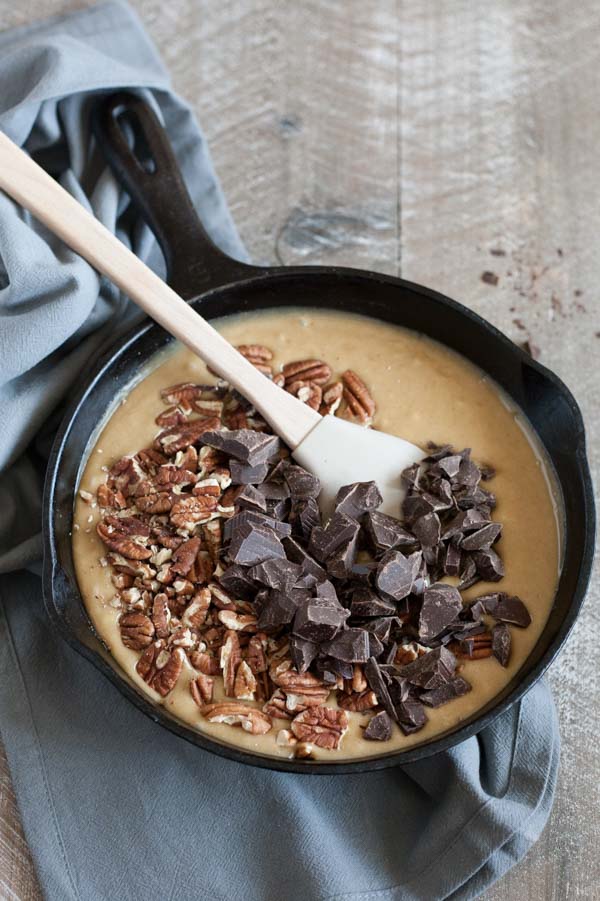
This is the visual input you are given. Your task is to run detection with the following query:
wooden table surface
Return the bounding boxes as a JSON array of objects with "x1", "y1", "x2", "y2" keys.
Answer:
[{"x1": 0, "y1": 2, "x2": 598, "y2": 898}]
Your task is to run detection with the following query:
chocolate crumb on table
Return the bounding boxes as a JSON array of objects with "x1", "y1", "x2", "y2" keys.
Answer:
[
  {"x1": 93, "y1": 346, "x2": 531, "y2": 757},
  {"x1": 481, "y1": 271, "x2": 499, "y2": 286}
]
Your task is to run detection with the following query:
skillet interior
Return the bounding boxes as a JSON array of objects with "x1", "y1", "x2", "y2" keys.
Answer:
[{"x1": 43, "y1": 266, "x2": 595, "y2": 774}]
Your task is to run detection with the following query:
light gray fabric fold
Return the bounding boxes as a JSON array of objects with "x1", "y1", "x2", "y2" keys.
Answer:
[{"x1": 0, "y1": 3, "x2": 559, "y2": 899}]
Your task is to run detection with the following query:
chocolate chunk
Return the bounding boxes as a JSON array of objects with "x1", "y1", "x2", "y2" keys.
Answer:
[
  {"x1": 318, "y1": 656, "x2": 354, "y2": 680},
  {"x1": 455, "y1": 486, "x2": 496, "y2": 511},
  {"x1": 444, "y1": 541, "x2": 462, "y2": 577},
  {"x1": 363, "y1": 511, "x2": 415, "y2": 553},
  {"x1": 257, "y1": 587, "x2": 309, "y2": 630},
  {"x1": 322, "y1": 628, "x2": 370, "y2": 663},
  {"x1": 256, "y1": 480, "x2": 290, "y2": 519},
  {"x1": 395, "y1": 698, "x2": 427, "y2": 734},
  {"x1": 412, "y1": 511, "x2": 441, "y2": 548},
  {"x1": 402, "y1": 493, "x2": 437, "y2": 523},
  {"x1": 442, "y1": 508, "x2": 490, "y2": 539},
  {"x1": 282, "y1": 463, "x2": 321, "y2": 499},
  {"x1": 289, "y1": 497, "x2": 321, "y2": 542},
  {"x1": 249, "y1": 557, "x2": 302, "y2": 591},
  {"x1": 435, "y1": 454, "x2": 462, "y2": 479},
  {"x1": 492, "y1": 622, "x2": 511, "y2": 666},
  {"x1": 468, "y1": 592, "x2": 501, "y2": 619},
  {"x1": 457, "y1": 555, "x2": 479, "y2": 590},
  {"x1": 283, "y1": 537, "x2": 327, "y2": 581},
  {"x1": 308, "y1": 513, "x2": 360, "y2": 563},
  {"x1": 420, "y1": 676, "x2": 471, "y2": 707},
  {"x1": 224, "y1": 509, "x2": 291, "y2": 542},
  {"x1": 228, "y1": 521, "x2": 285, "y2": 567},
  {"x1": 218, "y1": 563, "x2": 257, "y2": 600},
  {"x1": 290, "y1": 636, "x2": 319, "y2": 673},
  {"x1": 376, "y1": 549, "x2": 420, "y2": 602},
  {"x1": 229, "y1": 460, "x2": 269, "y2": 485},
  {"x1": 460, "y1": 522, "x2": 502, "y2": 551},
  {"x1": 424, "y1": 442, "x2": 454, "y2": 462},
  {"x1": 479, "y1": 464, "x2": 496, "y2": 482},
  {"x1": 452, "y1": 456, "x2": 481, "y2": 491},
  {"x1": 315, "y1": 579, "x2": 340, "y2": 603},
  {"x1": 399, "y1": 646, "x2": 457, "y2": 690},
  {"x1": 364, "y1": 617, "x2": 397, "y2": 644},
  {"x1": 202, "y1": 429, "x2": 280, "y2": 465},
  {"x1": 364, "y1": 710, "x2": 393, "y2": 741},
  {"x1": 334, "y1": 481, "x2": 382, "y2": 518},
  {"x1": 326, "y1": 531, "x2": 359, "y2": 579},
  {"x1": 494, "y1": 594, "x2": 531, "y2": 627},
  {"x1": 418, "y1": 583, "x2": 463, "y2": 641},
  {"x1": 235, "y1": 484, "x2": 268, "y2": 513},
  {"x1": 364, "y1": 657, "x2": 396, "y2": 719},
  {"x1": 293, "y1": 598, "x2": 349, "y2": 642},
  {"x1": 350, "y1": 588, "x2": 396, "y2": 618},
  {"x1": 401, "y1": 462, "x2": 420, "y2": 489},
  {"x1": 366, "y1": 632, "x2": 385, "y2": 659},
  {"x1": 472, "y1": 548, "x2": 505, "y2": 582},
  {"x1": 481, "y1": 270, "x2": 499, "y2": 286}
]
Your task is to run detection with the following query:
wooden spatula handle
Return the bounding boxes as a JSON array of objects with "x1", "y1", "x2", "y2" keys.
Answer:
[{"x1": 0, "y1": 130, "x2": 321, "y2": 448}]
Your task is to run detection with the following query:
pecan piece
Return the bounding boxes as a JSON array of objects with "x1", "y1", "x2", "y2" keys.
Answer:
[
  {"x1": 221, "y1": 630, "x2": 242, "y2": 696},
  {"x1": 291, "y1": 707, "x2": 349, "y2": 750},
  {"x1": 263, "y1": 690, "x2": 292, "y2": 720},
  {"x1": 190, "y1": 673, "x2": 214, "y2": 706},
  {"x1": 151, "y1": 593, "x2": 171, "y2": 639},
  {"x1": 155, "y1": 416, "x2": 221, "y2": 455},
  {"x1": 282, "y1": 359, "x2": 332, "y2": 386},
  {"x1": 152, "y1": 647, "x2": 185, "y2": 696},
  {"x1": 286, "y1": 380, "x2": 323, "y2": 410},
  {"x1": 119, "y1": 611, "x2": 155, "y2": 650},
  {"x1": 233, "y1": 660, "x2": 258, "y2": 700},
  {"x1": 218, "y1": 610, "x2": 258, "y2": 632},
  {"x1": 236, "y1": 344, "x2": 273, "y2": 376},
  {"x1": 203, "y1": 520, "x2": 223, "y2": 563},
  {"x1": 189, "y1": 650, "x2": 221, "y2": 675},
  {"x1": 201, "y1": 702, "x2": 272, "y2": 734},
  {"x1": 160, "y1": 382, "x2": 205, "y2": 406},
  {"x1": 341, "y1": 370, "x2": 376, "y2": 424},
  {"x1": 338, "y1": 690, "x2": 378, "y2": 712},
  {"x1": 136, "y1": 640, "x2": 164, "y2": 686},
  {"x1": 270, "y1": 666, "x2": 327, "y2": 693},
  {"x1": 170, "y1": 495, "x2": 218, "y2": 529},
  {"x1": 182, "y1": 587, "x2": 211, "y2": 629},
  {"x1": 450, "y1": 632, "x2": 494, "y2": 660},
  {"x1": 155, "y1": 406, "x2": 187, "y2": 428},
  {"x1": 97, "y1": 521, "x2": 152, "y2": 560},
  {"x1": 170, "y1": 537, "x2": 202, "y2": 577},
  {"x1": 97, "y1": 484, "x2": 126, "y2": 509},
  {"x1": 320, "y1": 381, "x2": 343, "y2": 416},
  {"x1": 246, "y1": 633, "x2": 269, "y2": 674},
  {"x1": 135, "y1": 491, "x2": 174, "y2": 514}
]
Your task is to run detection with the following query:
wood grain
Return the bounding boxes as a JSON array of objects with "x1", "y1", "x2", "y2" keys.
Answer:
[{"x1": 0, "y1": 1, "x2": 598, "y2": 898}]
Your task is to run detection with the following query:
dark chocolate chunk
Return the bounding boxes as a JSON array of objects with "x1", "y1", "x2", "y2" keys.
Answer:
[
  {"x1": 472, "y1": 548, "x2": 505, "y2": 582},
  {"x1": 436, "y1": 454, "x2": 462, "y2": 479},
  {"x1": 402, "y1": 493, "x2": 437, "y2": 523},
  {"x1": 315, "y1": 579, "x2": 340, "y2": 603},
  {"x1": 364, "y1": 657, "x2": 396, "y2": 720},
  {"x1": 256, "y1": 480, "x2": 290, "y2": 519},
  {"x1": 289, "y1": 497, "x2": 321, "y2": 542},
  {"x1": 218, "y1": 563, "x2": 257, "y2": 600},
  {"x1": 293, "y1": 598, "x2": 349, "y2": 642},
  {"x1": 420, "y1": 676, "x2": 471, "y2": 707},
  {"x1": 363, "y1": 511, "x2": 415, "y2": 553},
  {"x1": 444, "y1": 541, "x2": 462, "y2": 577},
  {"x1": 418, "y1": 583, "x2": 463, "y2": 642},
  {"x1": 468, "y1": 592, "x2": 500, "y2": 619},
  {"x1": 452, "y1": 456, "x2": 481, "y2": 491},
  {"x1": 461, "y1": 522, "x2": 502, "y2": 551},
  {"x1": 202, "y1": 429, "x2": 280, "y2": 465},
  {"x1": 424, "y1": 442, "x2": 454, "y2": 462},
  {"x1": 249, "y1": 557, "x2": 302, "y2": 591},
  {"x1": 290, "y1": 636, "x2": 319, "y2": 673},
  {"x1": 492, "y1": 622, "x2": 511, "y2": 666},
  {"x1": 283, "y1": 537, "x2": 328, "y2": 582},
  {"x1": 375, "y1": 549, "x2": 420, "y2": 602},
  {"x1": 479, "y1": 464, "x2": 496, "y2": 481},
  {"x1": 395, "y1": 698, "x2": 427, "y2": 735},
  {"x1": 224, "y1": 509, "x2": 291, "y2": 542},
  {"x1": 229, "y1": 460, "x2": 269, "y2": 485},
  {"x1": 364, "y1": 710, "x2": 393, "y2": 741},
  {"x1": 481, "y1": 270, "x2": 499, "y2": 286},
  {"x1": 442, "y1": 508, "x2": 490, "y2": 539},
  {"x1": 366, "y1": 632, "x2": 385, "y2": 659},
  {"x1": 455, "y1": 486, "x2": 496, "y2": 511},
  {"x1": 457, "y1": 555, "x2": 480, "y2": 590},
  {"x1": 318, "y1": 656, "x2": 355, "y2": 680},
  {"x1": 401, "y1": 462, "x2": 420, "y2": 489},
  {"x1": 322, "y1": 628, "x2": 370, "y2": 663},
  {"x1": 364, "y1": 617, "x2": 397, "y2": 644},
  {"x1": 308, "y1": 513, "x2": 360, "y2": 563},
  {"x1": 350, "y1": 587, "x2": 396, "y2": 618},
  {"x1": 399, "y1": 646, "x2": 457, "y2": 690},
  {"x1": 412, "y1": 511, "x2": 441, "y2": 548},
  {"x1": 228, "y1": 521, "x2": 285, "y2": 567},
  {"x1": 326, "y1": 531, "x2": 359, "y2": 579},
  {"x1": 235, "y1": 484, "x2": 268, "y2": 513},
  {"x1": 334, "y1": 481, "x2": 382, "y2": 519},
  {"x1": 494, "y1": 594, "x2": 531, "y2": 627},
  {"x1": 282, "y1": 463, "x2": 321, "y2": 498},
  {"x1": 257, "y1": 588, "x2": 308, "y2": 630}
]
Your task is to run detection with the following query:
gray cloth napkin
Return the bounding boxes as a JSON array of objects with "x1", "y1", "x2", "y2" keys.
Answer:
[{"x1": 0, "y1": 3, "x2": 559, "y2": 899}]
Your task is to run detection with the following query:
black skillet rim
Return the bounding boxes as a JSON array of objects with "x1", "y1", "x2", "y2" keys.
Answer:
[{"x1": 42, "y1": 266, "x2": 596, "y2": 775}]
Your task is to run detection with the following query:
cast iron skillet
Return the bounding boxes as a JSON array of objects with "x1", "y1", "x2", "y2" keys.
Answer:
[{"x1": 42, "y1": 93, "x2": 595, "y2": 774}]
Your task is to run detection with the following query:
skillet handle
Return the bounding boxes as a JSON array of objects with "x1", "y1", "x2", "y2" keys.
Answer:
[{"x1": 92, "y1": 92, "x2": 253, "y2": 298}]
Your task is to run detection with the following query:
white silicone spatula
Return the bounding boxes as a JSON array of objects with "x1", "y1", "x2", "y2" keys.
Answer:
[{"x1": 0, "y1": 131, "x2": 424, "y2": 515}]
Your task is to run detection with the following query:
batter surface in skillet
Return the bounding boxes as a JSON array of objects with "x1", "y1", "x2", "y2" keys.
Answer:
[{"x1": 72, "y1": 309, "x2": 561, "y2": 761}]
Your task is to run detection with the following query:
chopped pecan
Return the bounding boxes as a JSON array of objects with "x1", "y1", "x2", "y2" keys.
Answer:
[
  {"x1": 192, "y1": 478, "x2": 222, "y2": 499},
  {"x1": 208, "y1": 582, "x2": 236, "y2": 610},
  {"x1": 338, "y1": 690, "x2": 378, "y2": 712},
  {"x1": 171, "y1": 537, "x2": 202, "y2": 577},
  {"x1": 246, "y1": 633, "x2": 269, "y2": 674},
  {"x1": 263, "y1": 689, "x2": 292, "y2": 719},
  {"x1": 320, "y1": 381, "x2": 344, "y2": 416},
  {"x1": 203, "y1": 520, "x2": 223, "y2": 562},
  {"x1": 182, "y1": 587, "x2": 211, "y2": 629},
  {"x1": 200, "y1": 702, "x2": 272, "y2": 735},
  {"x1": 217, "y1": 610, "x2": 258, "y2": 632},
  {"x1": 190, "y1": 549, "x2": 214, "y2": 583},
  {"x1": 119, "y1": 611, "x2": 155, "y2": 650},
  {"x1": 135, "y1": 491, "x2": 174, "y2": 514},
  {"x1": 270, "y1": 666, "x2": 326, "y2": 693},
  {"x1": 160, "y1": 382, "x2": 205, "y2": 407},
  {"x1": 136, "y1": 640, "x2": 164, "y2": 686},
  {"x1": 190, "y1": 673, "x2": 214, "y2": 706},
  {"x1": 283, "y1": 687, "x2": 330, "y2": 714},
  {"x1": 136, "y1": 447, "x2": 169, "y2": 471},
  {"x1": 170, "y1": 495, "x2": 218, "y2": 529},
  {"x1": 286, "y1": 380, "x2": 323, "y2": 410},
  {"x1": 97, "y1": 484, "x2": 126, "y2": 509},
  {"x1": 341, "y1": 370, "x2": 376, "y2": 424},
  {"x1": 107, "y1": 456, "x2": 143, "y2": 493},
  {"x1": 276, "y1": 729, "x2": 297, "y2": 747},
  {"x1": 155, "y1": 416, "x2": 221, "y2": 455},
  {"x1": 450, "y1": 632, "x2": 494, "y2": 660},
  {"x1": 282, "y1": 359, "x2": 332, "y2": 386},
  {"x1": 111, "y1": 571, "x2": 134, "y2": 590},
  {"x1": 174, "y1": 446, "x2": 198, "y2": 472},
  {"x1": 394, "y1": 642, "x2": 428, "y2": 666},
  {"x1": 97, "y1": 521, "x2": 152, "y2": 560},
  {"x1": 156, "y1": 465, "x2": 197, "y2": 487},
  {"x1": 294, "y1": 741, "x2": 316, "y2": 760},
  {"x1": 152, "y1": 647, "x2": 185, "y2": 696},
  {"x1": 151, "y1": 593, "x2": 171, "y2": 638},
  {"x1": 226, "y1": 409, "x2": 249, "y2": 430},
  {"x1": 234, "y1": 660, "x2": 257, "y2": 700},
  {"x1": 351, "y1": 664, "x2": 367, "y2": 694},
  {"x1": 236, "y1": 344, "x2": 273, "y2": 376},
  {"x1": 197, "y1": 446, "x2": 228, "y2": 478},
  {"x1": 189, "y1": 650, "x2": 220, "y2": 675},
  {"x1": 273, "y1": 373, "x2": 285, "y2": 389},
  {"x1": 291, "y1": 707, "x2": 349, "y2": 750},
  {"x1": 155, "y1": 406, "x2": 187, "y2": 428},
  {"x1": 221, "y1": 630, "x2": 242, "y2": 696},
  {"x1": 168, "y1": 626, "x2": 196, "y2": 649}
]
